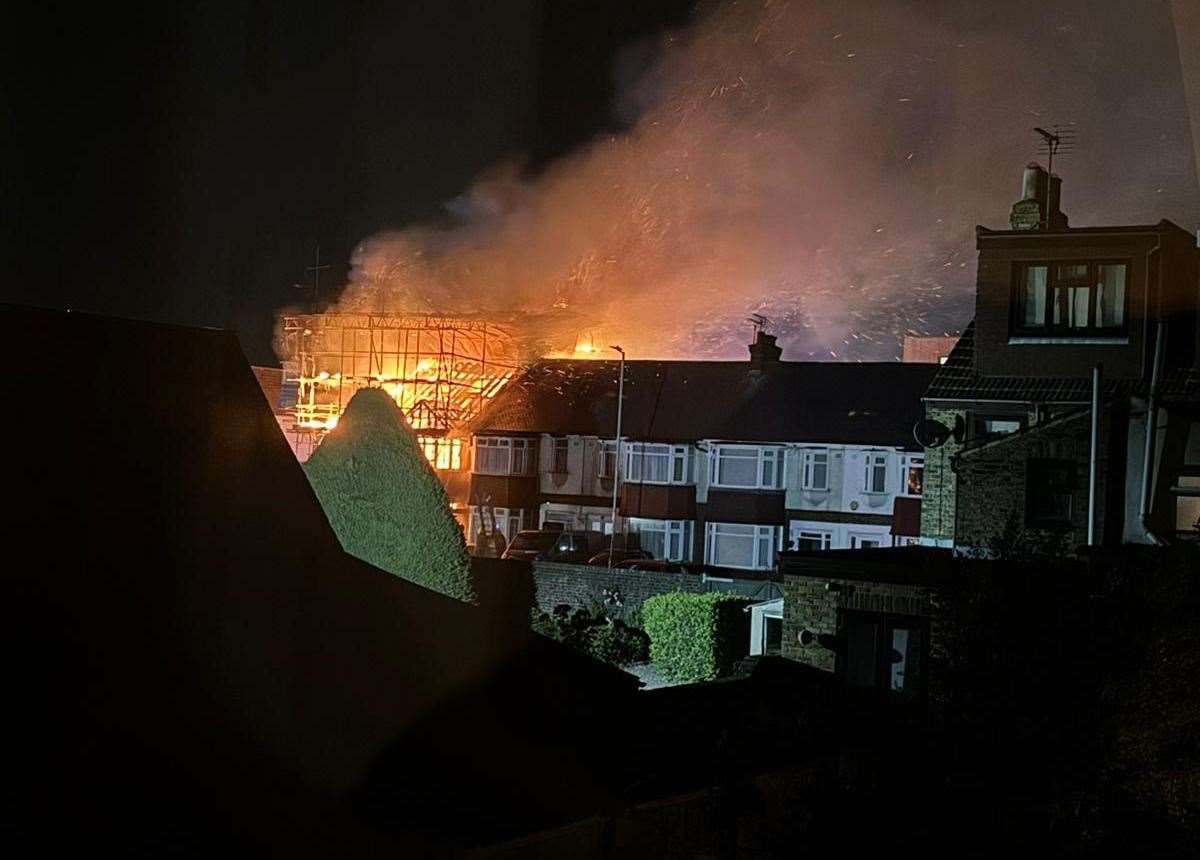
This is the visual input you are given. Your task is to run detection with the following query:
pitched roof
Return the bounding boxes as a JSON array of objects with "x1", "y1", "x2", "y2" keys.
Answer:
[
  {"x1": 467, "y1": 358, "x2": 938, "y2": 449},
  {"x1": 925, "y1": 322, "x2": 1200, "y2": 404}
]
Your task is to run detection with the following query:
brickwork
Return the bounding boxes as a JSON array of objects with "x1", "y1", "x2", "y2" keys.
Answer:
[
  {"x1": 531, "y1": 562, "x2": 706, "y2": 618},
  {"x1": 919, "y1": 406, "x2": 967, "y2": 543},
  {"x1": 953, "y1": 408, "x2": 1110, "y2": 553},
  {"x1": 782, "y1": 575, "x2": 939, "y2": 672}
]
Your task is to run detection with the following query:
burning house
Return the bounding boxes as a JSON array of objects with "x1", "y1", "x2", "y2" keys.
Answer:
[{"x1": 275, "y1": 313, "x2": 523, "y2": 511}]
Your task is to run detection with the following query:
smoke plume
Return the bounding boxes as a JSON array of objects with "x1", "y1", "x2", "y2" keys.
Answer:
[{"x1": 329, "y1": 0, "x2": 1199, "y2": 360}]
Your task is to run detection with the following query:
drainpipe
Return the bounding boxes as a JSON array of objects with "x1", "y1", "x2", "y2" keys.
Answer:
[
  {"x1": 1138, "y1": 322, "x2": 1166, "y2": 545},
  {"x1": 1088, "y1": 364, "x2": 1102, "y2": 546}
]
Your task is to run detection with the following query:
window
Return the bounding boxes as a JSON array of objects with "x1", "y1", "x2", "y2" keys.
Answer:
[
  {"x1": 800, "y1": 449, "x2": 830, "y2": 491},
  {"x1": 472, "y1": 436, "x2": 535, "y2": 477},
  {"x1": 791, "y1": 529, "x2": 832, "y2": 551},
  {"x1": 972, "y1": 414, "x2": 1024, "y2": 440},
  {"x1": 863, "y1": 452, "x2": 888, "y2": 494},
  {"x1": 598, "y1": 441, "x2": 617, "y2": 479},
  {"x1": 849, "y1": 534, "x2": 884, "y2": 549},
  {"x1": 474, "y1": 437, "x2": 510, "y2": 474},
  {"x1": 473, "y1": 436, "x2": 534, "y2": 475},
  {"x1": 1026, "y1": 458, "x2": 1076, "y2": 527},
  {"x1": 1013, "y1": 261, "x2": 1128, "y2": 335},
  {"x1": 418, "y1": 436, "x2": 462, "y2": 470},
  {"x1": 628, "y1": 518, "x2": 692, "y2": 561},
  {"x1": 709, "y1": 445, "x2": 785, "y2": 490},
  {"x1": 842, "y1": 611, "x2": 926, "y2": 698},
  {"x1": 704, "y1": 522, "x2": 781, "y2": 570},
  {"x1": 624, "y1": 443, "x2": 692, "y2": 484},
  {"x1": 468, "y1": 506, "x2": 524, "y2": 544},
  {"x1": 904, "y1": 460, "x2": 923, "y2": 496},
  {"x1": 551, "y1": 437, "x2": 569, "y2": 474}
]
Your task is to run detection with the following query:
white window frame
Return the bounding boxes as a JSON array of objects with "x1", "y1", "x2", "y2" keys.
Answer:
[
  {"x1": 622, "y1": 442, "x2": 692, "y2": 485},
  {"x1": 468, "y1": 506, "x2": 524, "y2": 544},
  {"x1": 598, "y1": 440, "x2": 617, "y2": 479},
  {"x1": 628, "y1": 518, "x2": 693, "y2": 561},
  {"x1": 791, "y1": 528, "x2": 833, "y2": 552},
  {"x1": 708, "y1": 444, "x2": 786, "y2": 490},
  {"x1": 901, "y1": 457, "x2": 924, "y2": 497},
  {"x1": 551, "y1": 436, "x2": 569, "y2": 474},
  {"x1": 863, "y1": 451, "x2": 889, "y2": 494},
  {"x1": 704, "y1": 522, "x2": 781, "y2": 570},
  {"x1": 473, "y1": 436, "x2": 534, "y2": 476},
  {"x1": 800, "y1": 448, "x2": 830, "y2": 491}
]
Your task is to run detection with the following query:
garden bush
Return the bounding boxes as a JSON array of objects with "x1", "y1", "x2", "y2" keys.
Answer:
[
  {"x1": 642, "y1": 591, "x2": 752, "y2": 683},
  {"x1": 530, "y1": 605, "x2": 649, "y2": 667},
  {"x1": 303, "y1": 388, "x2": 474, "y2": 602}
]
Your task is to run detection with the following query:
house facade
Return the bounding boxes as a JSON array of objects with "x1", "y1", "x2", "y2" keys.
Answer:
[
  {"x1": 464, "y1": 333, "x2": 937, "y2": 572},
  {"x1": 920, "y1": 164, "x2": 1200, "y2": 553}
]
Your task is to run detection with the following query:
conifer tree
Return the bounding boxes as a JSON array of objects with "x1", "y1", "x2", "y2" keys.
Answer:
[{"x1": 303, "y1": 388, "x2": 474, "y2": 602}]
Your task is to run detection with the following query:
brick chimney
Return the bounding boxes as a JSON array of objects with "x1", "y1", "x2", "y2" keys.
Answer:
[
  {"x1": 1009, "y1": 162, "x2": 1069, "y2": 231},
  {"x1": 748, "y1": 330, "x2": 782, "y2": 369}
]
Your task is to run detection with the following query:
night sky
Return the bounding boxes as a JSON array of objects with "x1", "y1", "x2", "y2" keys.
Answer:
[
  {"x1": 4, "y1": 2, "x2": 1197, "y2": 363},
  {"x1": 4, "y1": 1, "x2": 693, "y2": 363}
]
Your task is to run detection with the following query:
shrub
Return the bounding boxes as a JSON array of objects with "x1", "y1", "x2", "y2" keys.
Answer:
[
  {"x1": 303, "y1": 388, "x2": 473, "y2": 602},
  {"x1": 642, "y1": 591, "x2": 752, "y2": 684},
  {"x1": 530, "y1": 605, "x2": 649, "y2": 667}
]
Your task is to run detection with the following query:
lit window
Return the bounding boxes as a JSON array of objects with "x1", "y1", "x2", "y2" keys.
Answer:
[
  {"x1": 801, "y1": 449, "x2": 830, "y2": 491},
  {"x1": 709, "y1": 445, "x2": 785, "y2": 490},
  {"x1": 704, "y1": 522, "x2": 780, "y2": 570},
  {"x1": 904, "y1": 459, "x2": 923, "y2": 496},
  {"x1": 418, "y1": 436, "x2": 462, "y2": 470},
  {"x1": 863, "y1": 452, "x2": 889, "y2": 494},
  {"x1": 1014, "y1": 261, "x2": 1127, "y2": 335}
]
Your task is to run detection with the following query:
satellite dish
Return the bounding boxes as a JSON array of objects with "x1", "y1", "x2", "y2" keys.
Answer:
[
  {"x1": 913, "y1": 414, "x2": 968, "y2": 448},
  {"x1": 913, "y1": 418, "x2": 951, "y2": 448}
]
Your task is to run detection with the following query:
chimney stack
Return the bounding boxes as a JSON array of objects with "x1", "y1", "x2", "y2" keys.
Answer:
[
  {"x1": 1009, "y1": 162, "x2": 1069, "y2": 231},
  {"x1": 748, "y1": 330, "x2": 782, "y2": 370}
]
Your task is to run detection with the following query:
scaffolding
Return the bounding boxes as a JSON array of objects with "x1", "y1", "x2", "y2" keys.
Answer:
[{"x1": 279, "y1": 313, "x2": 522, "y2": 454}]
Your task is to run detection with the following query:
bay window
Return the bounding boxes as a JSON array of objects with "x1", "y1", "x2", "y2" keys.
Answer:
[
  {"x1": 628, "y1": 518, "x2": 692, "y2": 561},
  {"x1": 704, "y1": 522, "x2": 781, "y2": 570},
  {"x1": 800, "y1": 449, "x2": 830, "y2": 491},
  {"x1": 709, "y1": 445, "x2": 785, "y2": 490},
  {"x1": 473, "y1": 436, "x2": 535, "y2": 475},
  {"x1": 468, "y1": 506, "x2": 524, "y2": 544},
  {"x1": 903, "y1": 458, "x2": 923, "y2": 496},
  {"x1": 791, "y1": 529, "x2": 832, "y2": 551},
  {"x1": 624, "y1": 443, "x2": 692, "y2": 484}
]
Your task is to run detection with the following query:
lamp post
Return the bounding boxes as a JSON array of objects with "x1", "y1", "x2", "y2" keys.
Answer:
[{"x1": 607, "y1": 345, "x2": 625, "y2": 570}]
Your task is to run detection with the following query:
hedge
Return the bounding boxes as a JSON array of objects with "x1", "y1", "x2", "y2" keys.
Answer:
[
  {"x1": 642, "y1": 591, "x2": 752, "y2": 684},
  {"x1": 304, "y1": 388, "x2": 474, "y2": 602}
]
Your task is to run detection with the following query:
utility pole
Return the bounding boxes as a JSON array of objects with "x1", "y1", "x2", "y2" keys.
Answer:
[{"x1": 607, "y1": 345, "x2": 626, "y2": 571}]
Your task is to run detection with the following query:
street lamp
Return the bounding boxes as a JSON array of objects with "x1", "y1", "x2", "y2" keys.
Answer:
[{"x1": 607, "y1": 345, "x2": 626, "y2": 570}]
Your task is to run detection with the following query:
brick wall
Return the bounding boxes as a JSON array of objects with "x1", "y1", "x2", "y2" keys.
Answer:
[
  {"x1": 531, "y1": 562, "x2": 707, "y2": 618},
  {"x1": 953, "y1": 408, "x2": 1110, "y2": 553},
  {"x1": 782, "y1": 575, "x2": 940, "y2": 672},
  {"x1": 920, "y1": 406, "x2": 966, "y2": 543}
]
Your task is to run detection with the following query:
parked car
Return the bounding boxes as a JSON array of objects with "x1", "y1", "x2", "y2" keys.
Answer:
[
  {"x1": 613, "y1": 558, "x2": 687, "y2": 573},
  {"x1": 501, "y1": 529, "x2": 607, "y2": 563},
  {"x1": 586, "y1": 548, "x2": 652, "y2": 567}
]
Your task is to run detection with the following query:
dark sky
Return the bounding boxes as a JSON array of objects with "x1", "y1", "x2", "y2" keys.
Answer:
[{"x1": 3, "y1": 1, "x2": 694, "y2": 363}]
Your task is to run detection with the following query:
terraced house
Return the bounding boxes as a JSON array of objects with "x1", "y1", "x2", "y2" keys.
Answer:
[
  {"x1": 463, "y1": 331, "x2": 937, "y2": 572},
  {"x1": 919, "y1": 164, "x2": 1200, "y2": 553}
]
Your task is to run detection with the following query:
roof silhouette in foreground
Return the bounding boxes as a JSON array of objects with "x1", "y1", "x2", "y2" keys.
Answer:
[{"x1": 5, "y1": 305, "x2": 638, "y2": 854}]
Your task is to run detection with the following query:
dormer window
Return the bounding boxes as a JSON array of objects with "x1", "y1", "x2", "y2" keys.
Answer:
[{"x1": 1013, "y1": 261, "x2": 1128, "y2": 336}]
